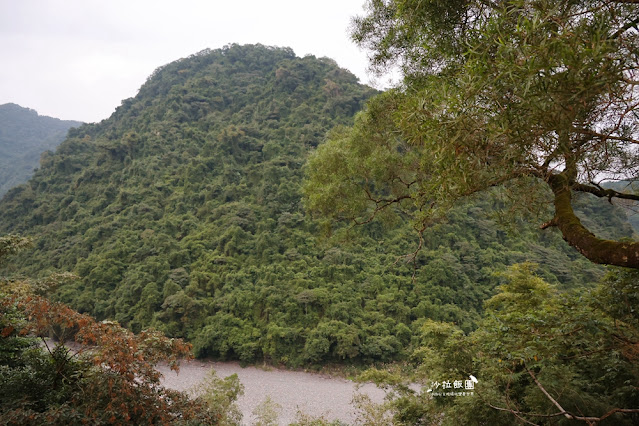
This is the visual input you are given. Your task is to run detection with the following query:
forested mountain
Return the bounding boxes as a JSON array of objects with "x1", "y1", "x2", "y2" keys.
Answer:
[
  {"x1": 0, "y1": 103, "x2": 82, "y2": 197},
  {"x1": 0, "y1": 44, "x2": 634, "y2": 366}
]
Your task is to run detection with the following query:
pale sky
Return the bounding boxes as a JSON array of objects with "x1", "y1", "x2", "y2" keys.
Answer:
[{"x1": 0, "y1": 0, "x2": 387, "y2": 123}]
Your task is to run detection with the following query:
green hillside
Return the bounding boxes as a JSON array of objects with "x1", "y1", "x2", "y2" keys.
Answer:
[
  {"x1": 0, "y1": 44, "x2": 633, "y2": 366},
  {"x1": 0, "y1": 103, "x2": 82, "y2": 197}
]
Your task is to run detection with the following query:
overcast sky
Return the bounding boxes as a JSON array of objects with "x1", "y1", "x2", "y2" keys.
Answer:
[{"x1": 0, "y1": 0, "x2": 387, "y2": 123}]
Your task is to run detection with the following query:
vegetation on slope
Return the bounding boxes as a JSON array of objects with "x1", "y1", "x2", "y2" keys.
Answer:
[
  {"x1": 0, "y1": 235, "x2": 243, "y2": 425},
  {"x1": 354, "y1": 265, "x2": 639, "y2": 425},
  {"x1": 0, "y1": 44, "x2": 633, "y2": 368}
]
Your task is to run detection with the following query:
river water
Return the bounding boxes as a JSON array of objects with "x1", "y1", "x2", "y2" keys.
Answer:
[{"x1": 158, "y1": 359, "x2": 388, "y2": 425}]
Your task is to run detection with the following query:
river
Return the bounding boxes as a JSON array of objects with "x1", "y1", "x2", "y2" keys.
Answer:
[{"x1": 158, "y1": 359, "x2": 389, "y2": 425}]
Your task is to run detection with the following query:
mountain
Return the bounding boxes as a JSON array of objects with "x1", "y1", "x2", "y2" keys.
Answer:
[
  {"x1": 0, "y1": 44, "x2": 633, "y2": 366},
  {"x1": 0, "y1": 103, "x2": 82, "y2": 197}
]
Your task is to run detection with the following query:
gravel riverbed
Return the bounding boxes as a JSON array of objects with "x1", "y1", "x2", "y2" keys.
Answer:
[{"x1": 158, "y1": 360, "x2": 388, "y2": 425}]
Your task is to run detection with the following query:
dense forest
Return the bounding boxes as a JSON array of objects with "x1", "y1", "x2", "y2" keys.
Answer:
[
  {"x1": 0, "y1": 44, "x2": 634, "y2": 371},
  {"x1": 0, "y1": 103, "x2": 82, "y2": 197},
  {"x1": 3, "y1": 0, "x2": 639, "y2": 421},
  {"x1": 305, "y1": 0, "x2": 639, "y2": 423}
]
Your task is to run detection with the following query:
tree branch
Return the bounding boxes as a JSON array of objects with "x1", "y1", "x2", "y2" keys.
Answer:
[
  {"x1": 522, "y1": 366, "x2": 639, "y2": 423},
  {"x1": 598, "y1": 408, "x2": 639, "y2": 421},
  {"x1": 489, "y1": 403, "x2": 639, "y2": 423},
  {"x1": 546, "y1": 172, "x2": 639, "y2": 268},
  {"x1": 526, "y1": 367, "x2": 572, "y2": 419},
  {"x1": 355, "y1": 187, "x2": 412, "y2": 225},
  {"x1": 489, "y1": 404, "x2": 566, "y2": 420},
  {"x1": 572, "y1": 128, "x2": 639, "y2": 145},
  {"x1": 572, "y1": 182, "x2": 639, "y2": 202},
  {"x1": 393, "y1": 224, "x2": 427, "y2": 282},
  {"x1": 611, "y1": 14, "x2": 639, "y2": 39}
]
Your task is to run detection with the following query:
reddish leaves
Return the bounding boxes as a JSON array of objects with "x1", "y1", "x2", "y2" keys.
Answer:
[{"x1": 0, "y1": 293, "x2": 212, "y2": 424}]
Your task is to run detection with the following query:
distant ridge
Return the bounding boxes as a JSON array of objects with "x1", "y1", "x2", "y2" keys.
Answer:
[{"x1": 0, "y1": 103, "x2": 82, "y2": 196}]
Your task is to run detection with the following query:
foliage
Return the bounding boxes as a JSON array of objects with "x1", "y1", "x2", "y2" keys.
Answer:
[
  {"x1": 0, "y1": 235, "x2": 33, "y2": 264},
  {"x1": 0, "y1": 103, "x2": 81, "y2": 197},
  {"x1": 0, "y1": 237, "x2": 230, "y2": 425},
  {"x1": 290, "y1": 410, "x2": 347, "y2": 426},
  {"x1": 252, "y1": 395, "x2": 282, "y2": 426},
  {"x1": 352, "y1": 392, "x2": 395, "y2": 425},
  {"x1": 307, "y1": 0, "x2": 639, "y2": 267},
  {"x1": 356, "y1": 264, "x2": 639, "y2": 425},
  {"x1": 0, "y1": 44, "x2": 633, "y2": 367},
  {"x1": 189, "y1": 368, "x2": 244, "y2": 425}
]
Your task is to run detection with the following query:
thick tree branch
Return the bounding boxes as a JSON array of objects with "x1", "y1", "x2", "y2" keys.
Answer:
[
  {"x1": 546, "y1": 173, "x2": 639, "y2": 268},
  {"x1": 540, "y1": 218, "x2": 558, "y2": 230},
  {"x1": 572, "y1": 128, "x2": 639, "y2": 145},
  {"x1": 610, "y1": 14, "x2": 639, "y2": 38},
  {"x1": 572, "y1": 182, "x2": 639, "y2": 202}
]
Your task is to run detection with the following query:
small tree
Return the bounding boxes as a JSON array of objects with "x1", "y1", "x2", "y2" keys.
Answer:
[
  {"x1": 0, "y1": 235, "x2": 227, "y2": 424},
  {"x1": 355, "y1": 264, "x2": 639, "y2": 425},
  {"x1": 252, "y1": 395, "x2": 282, "y2": 426},
  {"x1": 190, "y1": 368, "x2": 244, "y2": 425}
]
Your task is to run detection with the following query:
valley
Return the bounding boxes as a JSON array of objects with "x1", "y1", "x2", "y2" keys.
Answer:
[{"x1": 2, "y1": 5, "x2": 639, "y2": 420}]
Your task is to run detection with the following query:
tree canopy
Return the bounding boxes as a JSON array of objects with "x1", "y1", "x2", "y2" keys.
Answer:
[
  {"x1": 0, "y1": 44, "x2": 634, "y2": 367},
  {"x1": 306, "y1": 0, "x2": 639, "y2": 268},
  {"x1": 355, "y1": 264, "x2": 639, "y2": 425},
  {"x1": 0, "y1": 235, "x2": 243, "y2": 424}
]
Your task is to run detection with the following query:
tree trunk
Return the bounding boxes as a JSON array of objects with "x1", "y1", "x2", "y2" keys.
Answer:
[{"x1": 548, "y1": 173, "x2": 639, "y2": 269}]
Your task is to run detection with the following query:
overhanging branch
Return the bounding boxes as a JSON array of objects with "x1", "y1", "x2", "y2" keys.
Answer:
[
  {"x1": 572, "y1": 128, "x2": 639, "y2": 145},
  {"x1": 526, "y1": 367, "x2": 572, "y2": 420},
  {"x1": 573, "y1": 182, "x2": 639, "y2": 202},
  {"x1": 546, "y1": 173, "x2": 639, "y2": 268},
  {"x1": 490, "y1": 366, "x2": 639, "y2": 423}
]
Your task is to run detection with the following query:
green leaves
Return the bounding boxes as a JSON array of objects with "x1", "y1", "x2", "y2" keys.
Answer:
[
  {"x1": 340, "y1": 1, "x2": 639, "y2": 268},
  {"x1": 0, "y1": 235, "x2": 32, "y2": 264},
  {"x1": 364, "y1": 265, "x2": 639, "y2": 424},
  {"x1": 0, "y1": 281, "x2": 225, "y2": 424},
  {"x1": 1, "y1": 41, "x2": 635, "y2": 371}
]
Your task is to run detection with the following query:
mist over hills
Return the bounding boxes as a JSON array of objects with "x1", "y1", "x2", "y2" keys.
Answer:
[
  {"x1": 0, "y1": 44, "x2": 633, "y2": 366},
  {"x1": 0, "y1": 103, "x2": 82, "y2": 197}
]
